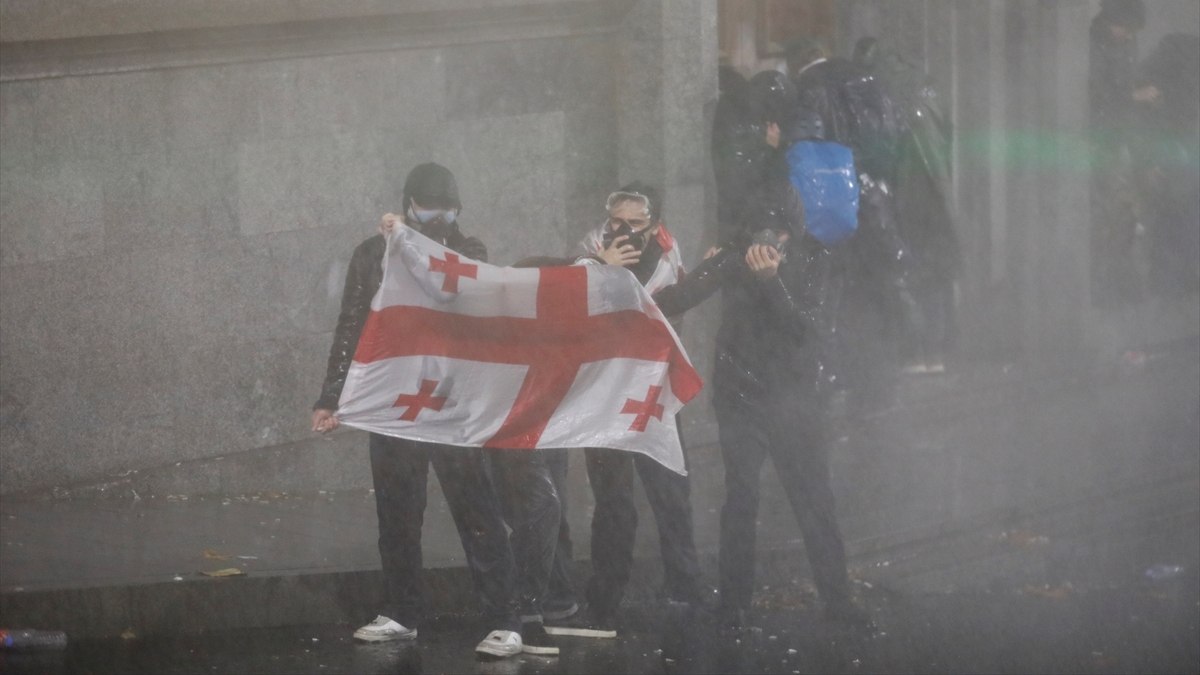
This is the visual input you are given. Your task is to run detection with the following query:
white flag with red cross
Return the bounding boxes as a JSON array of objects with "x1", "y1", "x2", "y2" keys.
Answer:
[{"x1": 334, "y1": 225, "x2": 703, "y2": 474}]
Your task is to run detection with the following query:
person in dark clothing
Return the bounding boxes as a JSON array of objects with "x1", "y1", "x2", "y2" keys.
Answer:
[
  {"x1": 785, "y1": 37, "x2": 917, "y2": 417},
  {"x1": 537, "y1": 183, "x2": 709, "y2": 640},
  {"x1": 1088, "y1": 0, "x2": 1152, "y2": 306},
  {"x1": 1132, "y1": 33, "x2": 1200, "y2": 298},
  {"x1": 312, "y1": 162, "x2": 558, "y2": 659},
  {"x1": 653, "y1": 190, "x2": 868, "y2": 631},
  {"x1": 714, "y1": 66, "x2": 773, "y2": 244},
  {"x1": 658, "y1": 89, "x2": 871, "y2": 629},
  {"x1": 853, "y1": 36, "x2": 960, "y2": 373}
]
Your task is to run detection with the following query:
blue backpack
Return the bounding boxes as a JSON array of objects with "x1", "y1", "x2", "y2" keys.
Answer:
[{"x1": 786, "y1": 140, "x2": 859, "y2": 246}]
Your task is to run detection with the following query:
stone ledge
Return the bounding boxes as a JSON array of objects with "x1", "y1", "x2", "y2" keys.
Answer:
[{"x1": 0, "y1": 0, "x2": 633, "y2": 82}]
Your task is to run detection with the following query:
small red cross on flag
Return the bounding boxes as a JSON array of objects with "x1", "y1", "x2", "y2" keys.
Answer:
[
  {"x1": 428, "y1": 252, "x2": 478, "y2": 293},
  {"x1": 336, "y1": 225, "x2": 702, "y2": 474},
  {"x1": 393, "y1": 379, "x2": 448, "y2": 421},
  {"x1": 621, "y1": 385, "x2": 665, "y2": 432}
]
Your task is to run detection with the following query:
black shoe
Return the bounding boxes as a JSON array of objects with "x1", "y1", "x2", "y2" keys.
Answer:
[
  {"x1": 520, "y1": 622, "x2": 560, "y2": 656},
  {"x1": 544, "y1": 606, "x2": 617, "y2": 639},
  {"x1": 824, "y1": 599, "x2": 874, "y2": 629}
]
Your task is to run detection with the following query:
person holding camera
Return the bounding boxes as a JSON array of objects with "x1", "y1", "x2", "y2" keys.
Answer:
[{"x1": 536, "y1": 183, "x2": 710, "y2": 640}]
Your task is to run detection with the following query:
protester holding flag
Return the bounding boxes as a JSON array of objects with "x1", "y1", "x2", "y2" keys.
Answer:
[
  {"x1": 534, "y1": 184, "x2": 710, "y2": 640},
  {"x1": 312, "y1": 162, "x2": 539, "y2": 659},
  {"x1": 351, "y1": 169, "x2": 703, "y2": 656}
]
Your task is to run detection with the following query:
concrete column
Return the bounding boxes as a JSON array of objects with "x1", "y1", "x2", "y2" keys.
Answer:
[{"x1": 615, "y1": 0, "x2": 720, "y2": 447}]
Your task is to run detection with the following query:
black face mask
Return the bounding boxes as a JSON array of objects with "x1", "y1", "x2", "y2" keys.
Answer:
[
  {"x1": 602, "y1": 222, "x2": 648, "y2": 252},
  {"x1": 629, "y1": 232, "x2": 664, "y2": 285}
]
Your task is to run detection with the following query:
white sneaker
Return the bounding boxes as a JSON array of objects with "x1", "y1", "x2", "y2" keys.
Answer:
[
  {"x1": 475, "y1": 629, "x2": 523, "y2": 659},
  {"x1": 353, "y1": 615, "x2": 417, "y2": 642}
]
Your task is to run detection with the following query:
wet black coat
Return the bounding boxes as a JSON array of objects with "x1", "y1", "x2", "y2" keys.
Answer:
[
  {"x1": 314, "y1": 227, "x2": 487, "y2": 410},
  {"x1": 1089, "y1": 17, "x2": 1140, "y2": 141},
  {"x1": 654, "y1": 232, "x2": 836, "y2": 403},
  {"x1": 712, "y1": 68, "x2": 773, "y2": 241},
  {"x1": 792, "y1": 58, "x2": 905, "y2": 182}
]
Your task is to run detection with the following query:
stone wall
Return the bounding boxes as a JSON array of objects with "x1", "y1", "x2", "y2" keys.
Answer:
[{"x1": 0, "y1": 0, "x2": 721, "y2": 495}]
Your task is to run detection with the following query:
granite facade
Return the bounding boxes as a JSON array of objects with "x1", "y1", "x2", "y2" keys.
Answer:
[{"x1": 0, "y1": 1, "x2": 719, "y2": 495}]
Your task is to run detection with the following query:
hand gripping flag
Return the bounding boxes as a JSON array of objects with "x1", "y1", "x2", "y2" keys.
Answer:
[{"x1": 335, "y1": 225, "x2": 703, "y2": 474}]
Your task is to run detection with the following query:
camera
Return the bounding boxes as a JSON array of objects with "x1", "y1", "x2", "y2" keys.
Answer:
[{"x1": 749, "y1": 229, "x2": 788, "y2": 263}]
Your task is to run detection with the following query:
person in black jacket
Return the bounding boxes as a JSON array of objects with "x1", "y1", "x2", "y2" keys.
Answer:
[
  {"x1": 853, "y1": 36, "x2": 960, "y2": 374},
  {"x1": 312, "y1": 162, "x2": 559, "y2": 659},
  {"x1": 1088, "y1": 0, "x2": 1152, "y2": 306},
  {"x1": 655, "y1": 91, "x2": 871, "y2": 627},
  {"x1": 1133, "y1": 32, "x2": 1199, "y2": 298},
  {"x1": 785, "y1": 36, "x2": 917, "y2": 418}
]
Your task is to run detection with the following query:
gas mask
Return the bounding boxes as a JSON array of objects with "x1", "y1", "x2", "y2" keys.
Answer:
[
  {"x1": 407, "y1": 206, "x2": 459, "y2": 242},
  {"x1": 601, "y1": 221, "x2": 649, "y2": 252}
]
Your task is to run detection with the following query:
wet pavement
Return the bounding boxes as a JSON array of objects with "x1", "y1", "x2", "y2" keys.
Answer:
[
  {"x1": 4, "y1": 570, "x2": 1197, "y2": 674},
  {"x1": 4, "y1": 479, "x2": 1198, "y2": 674},
  {"x1": 2, "y1": 339, "x2": 1197, "y2": 672}
]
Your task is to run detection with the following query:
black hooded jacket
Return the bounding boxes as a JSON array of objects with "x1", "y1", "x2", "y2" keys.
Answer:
[
  {"x1": 653, "y1": 177, "x2": 833, "y2": 402},
  {"x1": 314, "y1": 226, "x2": 487, "y2": 411},
  {"x1": 653, "y1": 229, "x2": 835, "y2": 402},
  {"x1": 792, "y1": 57, "x2": 905, "y2": 183}
]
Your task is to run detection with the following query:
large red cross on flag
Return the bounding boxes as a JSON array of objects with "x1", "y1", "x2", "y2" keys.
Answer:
[{"x1": 335, "y1": 225, "x2": 703, "y2": 474}]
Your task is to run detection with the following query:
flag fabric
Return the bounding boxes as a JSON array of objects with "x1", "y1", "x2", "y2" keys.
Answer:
[{"x1": 335, "y1": 225, "x2": 703, "y2": 474}]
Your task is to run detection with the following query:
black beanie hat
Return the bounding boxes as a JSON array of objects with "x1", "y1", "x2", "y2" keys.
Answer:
[{"x1": 403, "y1": 162, "x2": 462, "y2": 211}]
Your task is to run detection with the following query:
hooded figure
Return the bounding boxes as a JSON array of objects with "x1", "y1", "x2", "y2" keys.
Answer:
[
  {"x1": 1088, "y1": 0, "x2": 1148, "y2": 306},
  {"x1": 784, "y1": 37, "x2": 917, "y2": 413},
  {"x1": 854, "y1": 37, "x2": 960, "y2": 371},
  {"x1": 785, "y1": 36, "x2": 906, "y2": 184},
  {"x1": 712, "y1": 67, "x2": 776, "y2": 242},
  {"x1": 1134, "y1": 33, "x2": 1200, "y2": 297}
]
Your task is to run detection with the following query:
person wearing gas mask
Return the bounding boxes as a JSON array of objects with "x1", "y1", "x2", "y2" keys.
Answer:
[
  {"x1": 654, "y1": 81, "x2": 872, "y2": 630},
  {"x1": 313, "y1": 162, "x2": 560, "y2": 660},
  {"x1": 533, "y1": 183, "x2": 710, "y2": 640}
]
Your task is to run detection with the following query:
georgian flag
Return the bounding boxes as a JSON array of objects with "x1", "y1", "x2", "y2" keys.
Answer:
[{"x1": 335, "y1": 225, "x2": 703, "y2": 474}]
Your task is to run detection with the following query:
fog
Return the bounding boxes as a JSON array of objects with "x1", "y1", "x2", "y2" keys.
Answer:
[{"x1": 0, "y1": 1, "x2": 1197, "y2": 670}]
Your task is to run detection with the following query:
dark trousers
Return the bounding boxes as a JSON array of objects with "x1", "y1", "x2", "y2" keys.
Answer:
[
  {"x1": 544, "y1": 450, "x2": 578, "y2": 609},
  {"x1": 546, "y1": 442, "x2": 704, "y2": 617},
  {"x1": 368, "y1": 433, "x2": 516, "y2": 630},
  {"x1": 488, "y1": 449, "x2": 562, "y2": 623},
  {"x1": 713, "y1": 390, "x2": 850, "y2": 612},
  {"x1": 584, "y1": 446, "x2": 704, "y2": 616}
]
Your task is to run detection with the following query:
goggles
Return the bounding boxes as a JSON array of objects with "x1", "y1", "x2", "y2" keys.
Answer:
[{"x1": 604, "y1": 191, "x2": 651, "y2": 218}]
